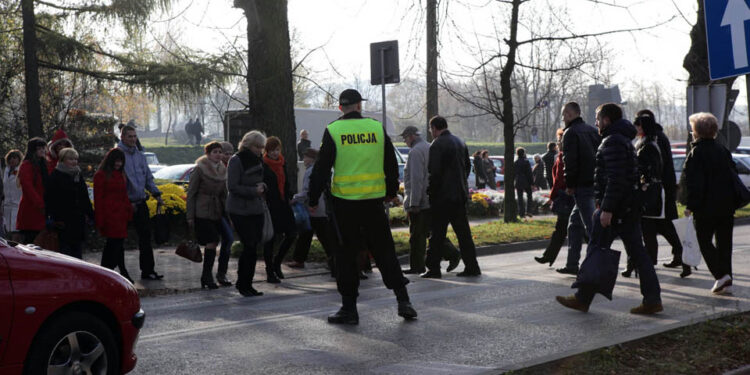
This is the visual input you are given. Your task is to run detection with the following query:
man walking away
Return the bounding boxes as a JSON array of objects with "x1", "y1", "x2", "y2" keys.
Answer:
[
  {"x1": 421, "y1": 116, "x2": 481, "y2": 278},
  {"x1": 400, "y1": 126, "x2": 461, "y2": 275},
  {"x1": 557, "y1": 102, "x2": 601, "y2": 275},
  {"x1": 556, "y1": 103, "x2": 662, "y2": 315},
  {"x1": 118, "y1": 125, "x2": 165, "y2": 280},
  {"x1": 514, "y1": 148, "x2": 534, "y2": 218},
  {"x1": 309, "y1": 89, "x2": 417, "y2": 325},
  {"x1": 542, "y1": 142, "x2": 557, "y2": 189}
]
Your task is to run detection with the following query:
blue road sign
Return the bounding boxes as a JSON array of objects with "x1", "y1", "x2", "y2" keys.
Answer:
[{"x1": 705, "y1": 0, "x2": 750, "y2": 80}]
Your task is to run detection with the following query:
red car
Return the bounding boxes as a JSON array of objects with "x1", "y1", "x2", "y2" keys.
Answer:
[{"x1": 0, "y1": 239, "x2": 144, "y2": 374}]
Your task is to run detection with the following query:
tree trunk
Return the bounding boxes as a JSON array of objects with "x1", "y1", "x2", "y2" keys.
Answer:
[
  {"x1": 426, "y1": 0, "x2": 438, "y2": 141},
  {"x1": 501, "y1": 0, "x2": 521, "y2": 222},
  {"x1": 21, "y1": 0, "x2": 43, "y2": 138},
  {"x1": 235, "y1": 0, "x2": 298, "y2": 191}
]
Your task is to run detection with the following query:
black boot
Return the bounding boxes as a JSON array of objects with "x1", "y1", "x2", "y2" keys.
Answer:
[
  {"x1": 663, "y1": 258, "x2": 682, "y2": 268},
  {"x1": 266, "y1": 267, "x2": 281, "y2": 284},
  {"x1": 621, "y1": 262, "x2": 635, "y2": 278},
  {"x1": 201, "y1": 248, "x2": 218, "y2": 289},
  {"x1": 680, "y1": 264, "x2": 692, "y2": 278}
]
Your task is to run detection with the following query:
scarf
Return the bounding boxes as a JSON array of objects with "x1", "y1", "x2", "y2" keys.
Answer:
[
  {"x1": 263, "y1": 153, "x2": 286, "y2": 199},
  {"x1": 56, "y1": 163, "x2": 82, "y2": 183}
]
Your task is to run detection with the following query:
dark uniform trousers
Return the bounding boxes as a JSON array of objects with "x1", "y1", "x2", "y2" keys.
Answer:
[
  {"x1": 426, "y1": 201, "x2": 480, "y2": 272},
  {"x1": 409, "y1": 209, "x2": 460, "y2": 272},
  {"x1": 332, "y1": 197, "x2": 408, "y2": 299},
  {"x1": 133, "y1": 201, "x2": 156, "y2": 273}
]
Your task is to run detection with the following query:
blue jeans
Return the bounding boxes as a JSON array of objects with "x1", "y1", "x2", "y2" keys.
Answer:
[
  {"x1": 575, "y1": 209, "x2": 661, "y2": 305},
  {"x1": 217, "y1": 216, "x2": 234, "y2": 277},
  {"x1": 565, "y1": 186, "x2": 596, "y2": 269}
]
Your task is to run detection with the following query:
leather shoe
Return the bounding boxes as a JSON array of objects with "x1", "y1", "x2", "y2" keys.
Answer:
[
  {"x1": 556, "y1": 295, "x2": 589, "y2": 313},
  {"x1": 420, "y1": 270, "x2": 442, "y2": 279},
  {"x1": 237, "y1": 286, "x2": 263, "y2": 297},
  {"x1": 141, "y1": 271, "x2": 164, "y2": 280},
  {"x1": 446, "y1": 256, "x2": 461, "y2": 272},
  {"x1": 663, "y1": 259, "x2": 682, "y2": 268},
  {"x1": 403, "y1": 268, "x2": 425, "y2": 275},
  {"x1": 456, "y1": 268, "x2": 481, "y2": 277},
  {"x1": 328, "y1": 308, "x2": 359, "y2": 325},
  {"x1": 534, "y1": 256, "x2": 554, "y2": 267},
  {"x1": 680, "y1": 265, "x2": 692, "y2": 278},
  {"x1": 556, "y1": 266, "x2": 578, "y2": 275},
  {"x1": 630, "y1": 303, "x2": 663, "y2": 315},
  {"x1": 397, "y1": 301, "x2": 418, "y2": 320}
]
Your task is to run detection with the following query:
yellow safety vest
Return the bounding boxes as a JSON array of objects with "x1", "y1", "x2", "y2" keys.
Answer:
[{"x1": 327, "y1": 118, "x2": 386, "y2": 200}]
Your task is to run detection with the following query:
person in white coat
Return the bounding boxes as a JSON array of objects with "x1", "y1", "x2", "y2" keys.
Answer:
[{"x1": 2, "y1": 150, "x2": 23, "y2": 238}]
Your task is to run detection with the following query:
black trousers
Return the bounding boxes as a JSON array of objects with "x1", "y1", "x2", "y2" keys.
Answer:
[
  {"x1": 230, "y1": 213, "x2": 263, "y2": 289},
  {"x1": 694, "y1": 214, "x2": 734, "y2": 279},
  {"x1": 132, "y1": 201, "x2": 156, "y2": 274},
  {"x1": 540, "y1": 209, "x2": 570, "y2": 262},
  {"x1": 101, "y1": 238, "x2": 127, "y2": 273},
  {"x1": 516, "y1": 187, "x2": 533, "y2": 217},
  {"x1": 332, "y1": 197, "x2": 408, "y2": 300},
  {"x1": 641, "y1": 218, "x2": 682, "y2": 265},
  {"x1": 292, "y1": 217, "x2": 337, "y2": 264},
  {"x1": 408, "y1": 209, "x2": 460, "y2": 272},
  {"x1": 263, "y1": 228, "x2": 296, "y2": 270},
  {"x1": 426, "y1": 201, "x2": 480, "y2": 272}
]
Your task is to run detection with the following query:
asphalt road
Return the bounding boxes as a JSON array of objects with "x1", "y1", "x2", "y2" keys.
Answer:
[{"x1": 131, "y1": 224, "x2": 750, "y2": 374}]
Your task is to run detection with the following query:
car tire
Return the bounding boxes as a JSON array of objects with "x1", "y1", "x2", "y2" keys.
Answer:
[{"x1": 24, "y1": 311, "x2": 120, "y2": 375}]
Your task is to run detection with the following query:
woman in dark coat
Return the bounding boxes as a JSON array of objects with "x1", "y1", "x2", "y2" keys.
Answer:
[
  {"x1": 514, "y1": 147, "x2": 534, "y2": 217},
  {"x1": 532, "y1": 154, "x2": 548, "y2": 189},
  {"x1": 16, "y1": 137, "x2": 48, "y2": 244},
  {"x1": 482, "y1": 150, "x2": 497, "y2": 189},
  {"x1": 94, "y1": 148, "x2": 134, "y2": 282},
  {"x1": 472, "y1": 150, "x2": 487, "y2": 189},
  {"x1": 680, "y1": 112, "x2": 736, "y2": 295},
  {"x1": 262, "y1": 136, "x2": 297, "y2": 284},
  {"x1": 45, "y1": 148, "x2": 94, "y2": 259}
]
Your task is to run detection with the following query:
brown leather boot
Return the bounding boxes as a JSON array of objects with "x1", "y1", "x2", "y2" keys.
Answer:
[{"x1": 555, "y1": 295, "x2": 589, "y2": 313}]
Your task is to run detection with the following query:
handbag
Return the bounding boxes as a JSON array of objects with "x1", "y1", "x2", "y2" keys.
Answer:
[
  {"x1": 731, "y1": 168, "x2": 750, "y2": 209},
  {"x1": 33, "y1": 228, "x2": 59, "y2": 252},
  {"x1": 261, "y1": 201, "x2": 275, "y2": 243},
  {"x1": 571, "y1": 244, "x2": 621, "y2": 300},
  {"x1": 672, "y1": 217, "x2": 701, "y2": 267},
  {"x1": 175, "y1": 241, "x2": 202, "y2": 263}
]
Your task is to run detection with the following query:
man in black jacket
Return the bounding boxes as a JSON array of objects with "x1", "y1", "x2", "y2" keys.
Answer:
[
  {"x1": 556, "y1": 103, "x2": 662, "y2": 315},
  {"x1": 421, "y1": 116, "x2": 481, "y2": 278},
  {"x1": 308, "y1": 89, "x2": 416, "y2": 324},
  {"x1": 542, "y1": 142, "x2": 557, "y2": 188},
  {"x1": 557, "y1": 102, "x2": 601, "y2": 275}
]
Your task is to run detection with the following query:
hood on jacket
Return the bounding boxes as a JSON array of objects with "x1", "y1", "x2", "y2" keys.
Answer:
[
  {"x1": 48, "y1": 128, "x2": 74, "y2": 159},
  {"x1": 602, "y1": 118, "x2": 636, "y2": 140},
  {"x1": 195, "y1": 155, "x2": 227, "y2": 181}
]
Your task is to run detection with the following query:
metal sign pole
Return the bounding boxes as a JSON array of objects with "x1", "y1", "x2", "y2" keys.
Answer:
[{"x1": 380, "y1": 48, "x2": 387, "y2": 132}]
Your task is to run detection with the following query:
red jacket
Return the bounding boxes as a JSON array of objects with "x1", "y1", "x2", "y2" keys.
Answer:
[
  {"x1": 94, "y1": 170, "x2": 133, "y2": 238},
  {"x1": 549, "y1": 151, "x2": 567, "y2": 201},
  {"x1": 16, "y1": 160, "x2": 46, "y2": 231}
]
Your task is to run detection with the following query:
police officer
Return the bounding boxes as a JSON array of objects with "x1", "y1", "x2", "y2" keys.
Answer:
[{"x1": 308, "y1": 89, "x2": 417, "y2": 325}]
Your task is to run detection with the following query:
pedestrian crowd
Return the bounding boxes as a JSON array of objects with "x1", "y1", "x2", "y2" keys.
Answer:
[{"x1": 0, "y1": 94, "x2": 741, "y2": 323}]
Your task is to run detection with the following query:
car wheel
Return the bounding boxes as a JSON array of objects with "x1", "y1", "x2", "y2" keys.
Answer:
[{"x1": 24, "y1": 311, "x2": 119, "y2": 375}]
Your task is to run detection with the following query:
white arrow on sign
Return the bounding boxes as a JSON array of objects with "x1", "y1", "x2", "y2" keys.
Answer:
[{"x1": 721, "y1": 0, "x2": 750, "y2": 69}]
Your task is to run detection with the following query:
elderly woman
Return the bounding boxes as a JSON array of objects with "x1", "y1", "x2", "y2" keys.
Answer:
[
  {"x1": 262, "y1": 136, "x2": 297, "y2": 284},
  {"x1": 679, "y1": 112, "x2": 736, "y2": 294},
  {"x1": 2, "y1": 150, "x2": 23, "y2": 239},
  {"x1": 187, "y1": 141, "x2": 228, "y2": 290},
  {"x1": 45, "y1": 148, "x2": 94, "y2": 259},
  {"x1": 532, "y1": 154, "x2": 548, "y2": 189},
  {"x1": 16, "y1": 138, "x2": 48, "y2": 244},
  {"x1": 227, "y1": 131, "x2": 267, "y2": 297}
]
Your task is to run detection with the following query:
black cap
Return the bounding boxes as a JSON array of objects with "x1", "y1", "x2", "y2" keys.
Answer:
[
  {"x1": 339, "y1": 89, "x2": 367, "y2": 106},
  {"x1": 399, "y1": 126, "x2": 421, "y2": 137}
]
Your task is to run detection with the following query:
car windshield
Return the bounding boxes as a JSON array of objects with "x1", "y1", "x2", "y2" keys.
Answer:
[{"x1": 153, "y1": 165, "x2": 191, "y2": 180}]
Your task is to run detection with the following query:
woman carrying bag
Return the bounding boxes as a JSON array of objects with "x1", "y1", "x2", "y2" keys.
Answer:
[
  {"x1": 16, "y1": 138, "x2": 48, "y2": 244},
  {"x1": 187, "y1": 142, "x2": 228, "y2": 290},
  {"x1": 261, "y1": 136, "x2": 297, "y2": 284},
  {"x1": 45, "y1": 148, "x2": 94, "y2": 259},
  {"x1": 227, "y1": 131, "x2": 268, "y2": 297}
]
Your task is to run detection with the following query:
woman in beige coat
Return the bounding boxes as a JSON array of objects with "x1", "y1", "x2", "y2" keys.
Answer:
[{"x1": 187, "y1": 142, "x2": 228, "y2": 289}]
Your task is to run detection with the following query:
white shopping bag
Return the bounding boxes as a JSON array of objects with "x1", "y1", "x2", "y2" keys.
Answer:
[{"x1": 672, "y1": 217, "x2": 702, "y2": 267}]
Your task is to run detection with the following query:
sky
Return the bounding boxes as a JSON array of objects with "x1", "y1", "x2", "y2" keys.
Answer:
[{"x1": 150, "y1": 0, "x2": 700, "y2": 96}]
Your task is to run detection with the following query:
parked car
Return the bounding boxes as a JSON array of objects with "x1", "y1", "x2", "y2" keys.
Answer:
[
  {"x1": 143, "y1": 152, "x2": 164, "y2": 173},
  {"x1": 673, "y1": 153, "x2": 750, "y2": 187},
  {"x1": 0, "y1": 239, "x2": 144, "y2": 374},
  {"x1": 153, "y1": 164, "x2": 195, "y2": 184}
]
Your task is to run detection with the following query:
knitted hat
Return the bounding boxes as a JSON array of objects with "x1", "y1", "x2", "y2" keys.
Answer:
[{"x1": 48, "y1": 128, "x2": 73, "y2": 159}]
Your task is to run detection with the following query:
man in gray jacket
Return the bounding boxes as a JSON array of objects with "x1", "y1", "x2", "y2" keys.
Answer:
[{"x1": 400, "y1": 126, "x2": 461, "y2": 274}]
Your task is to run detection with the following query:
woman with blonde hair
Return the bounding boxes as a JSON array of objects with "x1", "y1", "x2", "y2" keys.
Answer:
[
  {"x1": 45, "y1": 148, "x2": 94, "y2": 258},
  {"x1": 226, "y1": 130, "x2": 267, "y2": 297}
]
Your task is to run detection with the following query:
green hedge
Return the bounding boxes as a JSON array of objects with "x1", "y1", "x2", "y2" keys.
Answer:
[{"x1": 145, "y1": 145, "x2": 204, "y2": 165}]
